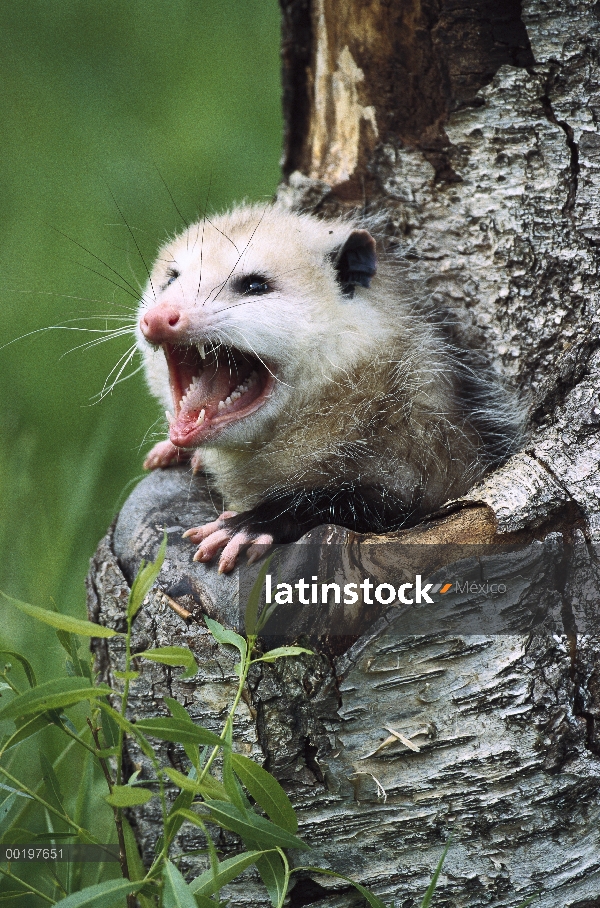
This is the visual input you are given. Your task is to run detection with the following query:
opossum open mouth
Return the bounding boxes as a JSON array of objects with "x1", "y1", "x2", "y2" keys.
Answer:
[{"x1": 163, "y1": 342, "x2": 275, "y2": 447}]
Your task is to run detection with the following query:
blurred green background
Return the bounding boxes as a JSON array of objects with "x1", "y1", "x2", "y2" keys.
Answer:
[{"x1": 0, "y1": 0, "x2": 282, "y2": 676}]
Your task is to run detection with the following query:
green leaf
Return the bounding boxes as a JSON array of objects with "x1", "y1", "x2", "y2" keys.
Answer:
[
  {"x1": 122, "y1": 817, "x2": 156, "y2": 908},
  {"x1": 105, "y1": 784, "x2": 154, "y2": 807},
  {"x1": 420, "y1": 839, "x2": 451, "y2": 908},
  {"x1": 165, "y1": 768, "x2": 229, "y2": 802},
  {"x1": 135, "y1": 717, "x2": 222, "y2": 747},
  {"x1": 1, "y1": 713, "x2": 52, "y2": 751},
  {"x1": 0, "y1": 677, "x2": 111, "y2": 722},
  {"x1": 164, "y1": 697, "x2": 193, "y2": 723},
  {"x1": 165, "y1": 784, "x2": 197, "y2": 842},
  {"x1": 138, "y1": 646, "x2": 198, "y2": 679},
  {"x1": 163, "y1": 859, "x2": 198, "y2": 908},
  {"x1": 100, "y1": 709, "x2": 119, "y2": 750},
  {"x1": 164, "y1": 697, "x2": 200, "y2": 770},
  {"x1": 0, "y1": 782, "x2": 33, "y2": 801},
  {"x1": 299, "y1": 868, "x2": 390, "y2": 908},
  {"x1": 40, "y1": 752, "x2": 66, "y2": 816},
  {"x1": 96, "y1": 702, "x2": 155, "y2": 760},
  {"x1": 244, "y1": 555, "x2": 274, "y2": 636},
  {"x1": 255, "y1": 851, "x2": 287, "y2": 908},
  {"x1": 222, "y1": 723, "x2": 248, "y2": 814},
  {"x1": 51, "y1": 879, "x2": 142, "y2": 908},
  {"x1": 53, "y1": 620, "x2": 93, "y2": 680},
  {"x1": 128, "y1": 534, "x2": 167, "y2": 620},
  {"x1": 0, "y1": 650, "x2": 36, "y2": 687},
  {"x1": 190, "y1": 850, "x2": 268, "y2": 896},
  {"x1": 204, "y1": 801, "x2": 309, "y2": 851},
  {"x1": 256, "y1": 646, "x2": 313, "y2": 663},
  {"x1": 204, "y1": 617, "x2": 246, "y2": 662},
  {"x1": 0, "y1": 592, "x2": 120, "y2": 639},
  {"x1": 113, "y1": 670, "x2": 140, "y2": 681},
  {"x1": 0, "y1": 792, "x2": 17, "y2": 827},
  {"x1": 231, "y1": 753, "x2": 297, "y2": 834}
]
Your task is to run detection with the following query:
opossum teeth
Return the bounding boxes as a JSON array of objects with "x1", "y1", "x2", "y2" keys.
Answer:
[
  {"x1": 165, "y1": 410, "x2": 175, "y2": 425},
  {"x1": 198, "y1": 344, "x2": 206, "y2": 360},
  {"x1": 196, "y1": 408, "x2": 206, "y2": 425},
  {"x1": 218, "y1": 400, "x2": 226, "y2": 411}
]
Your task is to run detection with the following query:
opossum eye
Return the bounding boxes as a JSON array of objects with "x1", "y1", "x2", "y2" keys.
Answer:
[
  {"x1": 234, "y1": 274, "x2": 272, "y2": 295},
  {"x1": 165, "y1": 268, "x2": 180, "y2": 287}
]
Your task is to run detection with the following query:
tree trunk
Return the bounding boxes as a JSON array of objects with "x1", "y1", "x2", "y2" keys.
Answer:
[{"x1": 88, "y1": 2, "x2": 600, "y2": 905}]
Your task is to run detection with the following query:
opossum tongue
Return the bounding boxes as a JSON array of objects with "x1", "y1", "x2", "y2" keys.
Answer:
[{"x1": 163, "y1": 343, "x2": 268, "y2": 447}]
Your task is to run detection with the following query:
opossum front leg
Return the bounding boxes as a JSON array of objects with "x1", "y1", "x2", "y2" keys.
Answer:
[
  {"x1": 144, "y1": 441, "x2": 203, "y2": 473},
  {"x1": 183, "y1": 512, "x2": 274, "y2": 575},
  {"x1": 182, "y1": 484, "x2": 410, "y2": 574}
]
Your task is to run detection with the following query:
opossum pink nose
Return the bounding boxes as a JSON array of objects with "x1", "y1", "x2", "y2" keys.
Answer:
[{"x1": 140, "y1": 304, "x2": 188, "y2": 343}]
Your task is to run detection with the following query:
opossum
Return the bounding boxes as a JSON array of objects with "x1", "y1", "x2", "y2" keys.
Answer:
[{"x1": 137, "y1": 203, "x2": 522, "y2": 573}]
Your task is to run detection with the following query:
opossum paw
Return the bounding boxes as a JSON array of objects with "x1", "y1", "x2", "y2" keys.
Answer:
[
  {"x1": 144, "y1": 440, "x2": 190, "y2": 470},
  {"x1": 183, "y1": 513, "x2": 273, "y2": 573}
]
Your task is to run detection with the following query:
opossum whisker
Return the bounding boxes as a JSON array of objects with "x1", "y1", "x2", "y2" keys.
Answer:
[
  {"x1": 76, "y1": 260, "x2": 141, "y2": 302},
  {"x1": 59, "y1": 328, "x2": 135, "y2": 358},
  {"x1": 137, "y1": 415, "x2": 168, "y2": 453},
  {"x1": 207, "y1": 207, "x2": 268, "y2": 306},
  {"x1": 48, "y1": 224, "x2": 140, "y2": 299},
  {"x1": 196, "y1": 213, "x2": 207, "y2": 301},
  {"x1": 0, "y1": 323, "x2": 132, "y2": 353},
  {"x1": 104, "y1": 182, "x2": 157, "y2": 303},
  {"x1": 97, "y1": 341, "x2": 138, "y2": 389},
  {"x1": 58, "y1": 315, "x2": 136, "y2": 324},
  {"x1": 193, "y1": 172, "x2": 213, "y2": 298},
  {"x1": 94, "y1": 360, "x2": 144, "y2": 401},
  {"x1": 0, "y1": 288, "x2": 137, "y2": 313},
  {"x1": 212, "y1": 288, "x2": 289, "y2": 315},
  {"x1": 91, "y1": 362, "x2": 144, "y2": 404},
  {"x1": 153, "y1": 163, "x2": 189, "y2": 234},
  {"x1": 204, "y1": 217, "x2": 240, "y2": 255},
  {"x1": 220, "y1": 325, "x2": 292, "y2": 388},
  {"x1": 94, "y1": 343, "x2": 140, "y2": 401}
]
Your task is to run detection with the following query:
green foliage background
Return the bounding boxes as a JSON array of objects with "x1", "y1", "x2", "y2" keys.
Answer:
[{"x1": 0, "y1": 1, "x2": 282, "y2": 676}]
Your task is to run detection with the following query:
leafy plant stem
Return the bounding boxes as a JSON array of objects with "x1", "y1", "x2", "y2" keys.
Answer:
[
  {"x1": 0, "y1": 761, "x2": 101, "y2": 844},
  {"x1": 116, "y1": 615, "x2": 134, "y2": 788},
  {"x1": 1, "y1": 736, "x2": 78, "y2": 833},
  {"x1": 87, "y1": 716, "x2": 131, "y2": 886},
  {"x1": 56, "y1": 716, "x2": 99, "y2": 760},
  {"x1": 115, "y1": 585, "x2": 171, "y2": 906},
  {"x1": 0, "y1": 864, "x2": 55, "y2": 903},
  {"x1": 197, "y1": 633, "x2": 257, "y2": 787},
  {"x1": 0, "y1": 669, "x2": 20, "y2": 695},
  {"x1": 275, "y1": 847, "x2": 290, "y2": 908}
]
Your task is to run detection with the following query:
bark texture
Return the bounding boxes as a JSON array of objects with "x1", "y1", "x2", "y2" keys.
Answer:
[{"x1": 88, "y1": 2, "x2": 600, "y2": 906}]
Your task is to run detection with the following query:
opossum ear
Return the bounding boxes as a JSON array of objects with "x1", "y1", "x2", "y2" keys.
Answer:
[{"x1": 333, "y1": 229, "x2": 377, "y2": 296}]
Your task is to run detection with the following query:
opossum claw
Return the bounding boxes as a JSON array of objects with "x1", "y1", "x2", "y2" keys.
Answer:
[
  {"x1": 185, "y1": 513, "x2": 273, "y2": 572},
  {"x1": 184, "y1": 512, "x2": 238, "y2": 545},
  {"x1": 190, "y1": 450, "x2": 204, "y2": 474},
  {"x1": 144, "y1": 440, "x2": 190, "y2": 470},
  {"x1": 246, "y1": 534, "x2": 274, "y2": 564},
  {"x1": 193, "y1": 529, "x2": 232, "y2": 563}
]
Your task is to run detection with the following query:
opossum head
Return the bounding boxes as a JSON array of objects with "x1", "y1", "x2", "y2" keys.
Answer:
[{"x1": 137, "y1": 204, "x2": 388, "y2": 450}]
